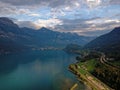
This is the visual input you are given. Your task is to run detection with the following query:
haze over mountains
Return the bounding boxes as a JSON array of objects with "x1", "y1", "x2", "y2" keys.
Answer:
[{"x1": 0, "y1": 17, "x2": 94, "y2": 54}]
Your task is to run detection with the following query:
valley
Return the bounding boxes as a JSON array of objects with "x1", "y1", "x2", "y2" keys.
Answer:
[
  {"x1": 0, "y1": 0, "x2": 120, "y2": 90},
  {"x1": 0, "y1": 17, "x2": 120, "y2": 90},
  {"x1": 0, "y1": 17, "x2": 94, "y2": 55}
]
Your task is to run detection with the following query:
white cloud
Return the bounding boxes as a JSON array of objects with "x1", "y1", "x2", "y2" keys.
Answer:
[
  {"x1": 15, "y1": 20, "x2": 38, "y2": 29},
  {"x1": 86, "y1": 18, "x2": 120, "y2": 24},
  {"x1": 86, "y1": 0, "x2": 102, "y2": 8},
  {"x1": 28, "y1": 13, "x2": 40, "y2": 17},
  {"x1": 74, "y1": 2, "x2": 80, "y2": 7},
  {"x1": 34, "y1": 18, "x2": 63, "y2": 29},
  {"x1": 0, "y1": 0, "x2": 120, "y2": 36},
  {"x1": 13, "y1": 18, "x2": 63, "y2": 29}
]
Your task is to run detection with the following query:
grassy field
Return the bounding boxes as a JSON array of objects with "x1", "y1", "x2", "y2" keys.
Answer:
[
  {"x1": 78, "y1": 59, "x2": 98, "y2": 72},
  {"x1": 69, "y1": 59, "x2": 112, "y2": 90}
]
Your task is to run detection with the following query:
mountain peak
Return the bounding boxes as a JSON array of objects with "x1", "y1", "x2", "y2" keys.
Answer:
[
  {"x1": 113, "y1": 27, "x2": 120, "y2": 31},
  {"x1": 0, "y1": 17, "x2": 14, "y2": 25},
  {"x1": 0, "y1": 17, "x2": 19, "y2": 30},
  {"x1": 114, "y1": 27, "x2": 120, "y2": 29},
  {"x1": 40, "y1": 27, "x2": 47, "y2": 30},
  {"x1": 39, "y1": 27, "x2": 53, "y2": 32},
  {"x1": 110, "y1": 27, "x2": 120, "y2": 34},
  {"x1": 40, "y1": 27, "x2": 50, "y2": 31}
]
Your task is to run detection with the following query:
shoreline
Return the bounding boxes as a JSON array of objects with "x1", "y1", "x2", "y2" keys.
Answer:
[
  {"x1": 68, "y1": 64, "x2": 113, "y2": 90},
  {"x1": 69, "y1": 66, "x2": 93, "y2": 90},
  {"x1": 70, "y1": 83, "x2": 78, "y2": 90}
]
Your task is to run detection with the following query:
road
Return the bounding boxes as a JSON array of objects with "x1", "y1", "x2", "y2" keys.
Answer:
[
  {"x1": 69, "y1": 52, "x2": 118, "y2": 90},
  {"x1": 100, "y1": 53, "x2": 120, "y2": 71},
  {"x1": 69, "y1": 64, "x2": 112, "y2": 90}
]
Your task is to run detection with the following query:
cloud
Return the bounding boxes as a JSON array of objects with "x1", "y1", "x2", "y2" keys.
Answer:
[
  {"x1": 0, "y1": 1, "x2": 17, "y2": 15},
  {"x1": 86, "y1": 0, "x2": 102, "y2": 8},
  {"x1": 0, "y1": 0, "x2": 120, "y2": 36},
  {"x1": 15, "y1": 20, "x2": 38, "y2": 29},
  {"x1": 0, "y1": 1, "x2": 32, "y2": 16},
  {"x1": 0, "y1": 0, "x2": 119, "y2": 18},
  {"x1": 109, "y1": 0, "x2": 120, "y2": 4},
  {"x1": 80, "y1": 29, "x2": 111, "y2": 36},
  {"x1": 34, "y1": 18, "x2": 63, "y2": 29},
  {"x1": 14, "y1": 18, "x2": 63, "y2": 29},
  {"x1": 0, "y1": 0, "x2": 45, "y2": 6},
  {"x1": 0, "y1": 0, "x2": 119, "y2": 8},
  {"x1": 0, "y1": 0, "x2": 81, "y2": 7},
  {"x1": 0, "y1": 0, "x2": 77, "y2": 8},
  {"x1": 28, "y1": 13, "x2": 40, "y2": 17},
  {"x1": 85, "y1": 18, "x2": 120, "y2": 24},
  {"x1": 52, "y1": 17, "x2": 120, "y2": 36}
]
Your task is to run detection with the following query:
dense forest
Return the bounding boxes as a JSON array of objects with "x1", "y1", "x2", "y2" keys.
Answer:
[{"x1": 91, "y1": 61, "x2": 120, "y2": 90}]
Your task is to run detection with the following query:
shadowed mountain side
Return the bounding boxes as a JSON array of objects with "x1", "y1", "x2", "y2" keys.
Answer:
[
  {"x1": 0, "y1": 17, "x2": 94, "y2": 54},
  {"x1": 85, "y1": 27, "x2": 120, "y2": 60}
]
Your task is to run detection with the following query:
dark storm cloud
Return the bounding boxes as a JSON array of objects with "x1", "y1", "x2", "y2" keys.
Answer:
[
  {"x1": 0, "y1": 0, "x2": 78, "y2": 7},
  {"x1": 0, "y1": 0, "x2": 43, "y2": 6},
  {"x1": 0, "y1": 0, "x2": 119, "y2": 7},
  {"x1": 0, "y1": 2, "x2": 17, "y2": 15},
  {"x1": 110, "y1": 0, "x2": 120, "y2": 4},
  {"x1": 0, "y1": 1, "x2": 32, "y2": 16}
]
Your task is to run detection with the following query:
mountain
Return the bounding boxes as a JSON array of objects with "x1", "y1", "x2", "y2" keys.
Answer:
[
  {"x1": 21, "y1": 27, "x2": 95, "y2": 48},
  {"x1": 0, "y1": 17, "x2": 94, "y2": 54},
  {"x1": 0, "y1": 17, "x2": 30, "y2": 54},
  {"x1": 85, "y1": 27, "x2": 120, "y2": 59}
]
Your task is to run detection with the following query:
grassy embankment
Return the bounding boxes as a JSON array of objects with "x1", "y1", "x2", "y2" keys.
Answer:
[{"x1": 69, "y1": 59, "x2": 113, "y2": 90}]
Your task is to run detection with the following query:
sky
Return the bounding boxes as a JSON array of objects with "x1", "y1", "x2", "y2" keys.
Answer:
[{"x1": 0, "y1": 0, "x2": 120, "y2": 36}]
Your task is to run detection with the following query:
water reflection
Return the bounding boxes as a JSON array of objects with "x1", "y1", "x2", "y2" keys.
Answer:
[{"x1": 0, "y1": 50, "x2": 86, "y2": 90}]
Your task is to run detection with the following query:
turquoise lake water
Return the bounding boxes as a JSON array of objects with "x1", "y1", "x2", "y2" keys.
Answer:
[{"x1": 0, "y1": 50, "x2": 87, "y2": 90}]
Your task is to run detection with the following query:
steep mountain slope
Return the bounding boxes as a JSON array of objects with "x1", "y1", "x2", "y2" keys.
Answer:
[
  {"x1": 85, "y1": 27, "x2": 120, "y2": 59},
  {"x1": 21, "y1": 27, "x2": 93, "y2": 48},
  {"x1": 0, "y1": 17, "x2": 30, "y2": 54},
  {"x1": 0, "y1": 17, "x2": 94, "y2": 54}
]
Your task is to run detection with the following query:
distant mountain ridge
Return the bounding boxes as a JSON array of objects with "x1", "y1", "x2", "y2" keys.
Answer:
[
  {"x1": 85, "y1": 27, "x2": 120, "y2": 49},
  {"x1": 85, "y1": 27, "x2": 120, "y2": 59},
  {"x1": 0, "y1": 17, "x2": 94, "y2": 54}
]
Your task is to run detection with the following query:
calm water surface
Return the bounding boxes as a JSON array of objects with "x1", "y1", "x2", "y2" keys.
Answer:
[{"x1": 0, "y1": 50, "x2": 87, "y2": 90}]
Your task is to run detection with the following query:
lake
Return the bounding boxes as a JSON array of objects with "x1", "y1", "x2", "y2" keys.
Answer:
[{"x1": 0, "y1": 50, "x2": 87, "y2": 90}]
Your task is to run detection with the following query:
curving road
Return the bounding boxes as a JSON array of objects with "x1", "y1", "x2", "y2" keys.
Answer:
[
  {"x1": 69, "y1": 64, "x2": 113, "y2": 90},
  {"x1": 100, "y1": 53, "x2": 120, "y2": 71}
]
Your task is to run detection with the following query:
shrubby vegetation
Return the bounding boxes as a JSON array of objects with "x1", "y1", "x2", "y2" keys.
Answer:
[
  {"x1": 92, "y1": 62, "x2": 120, "y2": 90},
  {"x1": 77, "y1": 52, "x2": 120, "y2": 90}
]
